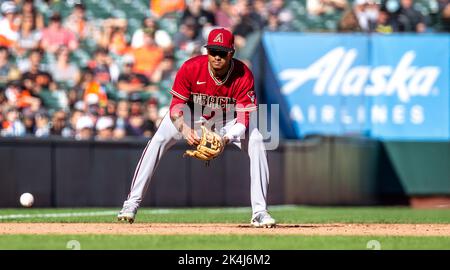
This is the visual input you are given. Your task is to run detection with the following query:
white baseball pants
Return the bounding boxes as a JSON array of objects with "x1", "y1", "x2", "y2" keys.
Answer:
[{"x1": 122, "y1": 113, "x2": 270, "y2": 215}]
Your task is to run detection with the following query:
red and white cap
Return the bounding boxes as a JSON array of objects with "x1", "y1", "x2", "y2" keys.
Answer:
[{"x1": 204, "y1": 28, "x2": 235, "y2": 52}]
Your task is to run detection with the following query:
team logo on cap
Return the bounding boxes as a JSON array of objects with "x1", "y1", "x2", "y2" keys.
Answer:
[{"x1": 213, "y1": 33, "x2": 223, "y2": 43}]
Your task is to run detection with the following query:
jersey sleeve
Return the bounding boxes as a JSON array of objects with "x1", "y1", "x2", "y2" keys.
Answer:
[
  {"x1": 169, "y1": 94, "x2": 187, "y2": 118},
  {"x1": 170, "y1": 62, "x2": 191, "y2": 102},
  {"x1": 235, "y1": 70, "x2": 257, "y2": 112}
]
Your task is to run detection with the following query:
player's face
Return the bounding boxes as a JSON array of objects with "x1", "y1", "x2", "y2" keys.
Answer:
[{"x1": 207, "y1": 49, "x2": 231, "y2": 71}]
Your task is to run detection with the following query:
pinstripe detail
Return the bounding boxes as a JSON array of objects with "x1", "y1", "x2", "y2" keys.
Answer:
[
  {"x1": 170, "y1": 89, "x2": 189, "y2": 101},
  {"x1": 127, "y1": 140, "x2": 150, "y2": 199}
]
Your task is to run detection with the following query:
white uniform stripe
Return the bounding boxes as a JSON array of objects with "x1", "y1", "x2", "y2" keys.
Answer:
[
  {"x1": 236, "y1": 106, "x2": 257, "y2": 112},
  {"x1": 170, "y1": 89, "x2": 189, "y2": 101}
]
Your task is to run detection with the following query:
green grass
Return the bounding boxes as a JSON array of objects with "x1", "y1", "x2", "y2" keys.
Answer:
[
  {"x1": 1, "y1": 206, "x2": 450, "y2": 250},
  {"x1": 0, "y1": 235, "x2": 449, "y2": 250},
  {"x1": 1, "y1": 206, "x2": 450, "y2": 224}
]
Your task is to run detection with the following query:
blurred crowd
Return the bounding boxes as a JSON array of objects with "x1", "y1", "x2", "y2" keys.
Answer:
[
  {"x1": 0, "y1": 0, "x2": 449, "y2": 140},
  {"x1": 331, "y1": 0, "x2": 450, "y2": 33}
]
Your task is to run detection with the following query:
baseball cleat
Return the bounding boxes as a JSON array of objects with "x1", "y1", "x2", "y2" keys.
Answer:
[
  {"x1": 117, "y1": 206, "x2": 137, "y2": 224},
  {"x1": 250, "y1": 211, "x2": 276, "y2": 228}
]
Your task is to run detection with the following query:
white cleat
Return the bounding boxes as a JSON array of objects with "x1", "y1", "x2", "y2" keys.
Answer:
[
  {"x1": 117, "y1": 206, "x2": 137, "y2": 224},
  {"x1": 251, "y1": 211, "x2": 276, "y2": 228}
]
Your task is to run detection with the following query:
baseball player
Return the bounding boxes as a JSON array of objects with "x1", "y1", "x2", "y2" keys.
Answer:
[{"x1": 118, "y1": 28, "x2": 276, "y2": 228}]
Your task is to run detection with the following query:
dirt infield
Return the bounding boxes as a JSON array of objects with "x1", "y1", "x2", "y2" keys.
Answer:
[{"x1": 1, "y1": 223, "x2": 450, "y2": 236}]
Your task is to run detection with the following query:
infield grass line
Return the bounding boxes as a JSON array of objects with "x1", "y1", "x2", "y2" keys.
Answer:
[
  {"x1": 1, "y1": 206, "x2": 450, "y2": 223},
  {"x1": 0, "y1": 205, "x2": 302, "y2": 220}
]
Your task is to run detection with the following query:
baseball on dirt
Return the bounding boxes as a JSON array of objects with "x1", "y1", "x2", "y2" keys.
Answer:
[{"x1": 20, "y1": 193, "x2": 34, "y2": 208}]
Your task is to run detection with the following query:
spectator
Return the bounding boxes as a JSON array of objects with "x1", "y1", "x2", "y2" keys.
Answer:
[
  {"x1": 82, "y1": 69, "x2": 108, "y2": 109},
  {"x1": 34, "y1": 110, "x2": 50, "y2": 137},
  {"x1": 18, "y1": 47, "x2": 46, "y2": 73},
  {"x1": 142, "y1": 99, "x2": 158, "y2": 137},
  {"x1": 338, "y1": 8, "x2": 363, "y2": 32},
  {"x1": 254, "y1": 0, "x2": 269, "y2": 19},
  {"x1": 353, "y1": 0, "x2": 379, "y2": 32},
  {"x1": 95, "y1": 116, "x2": 114, "y2": 140},
  {"x1": 50, "y1": 109, "x2": 68, "y2": 136},
  {"x1": 63, "y1": 3, "x2": 93, "y2": 40},
  {"x1": 69, "y1": 68, "x2": 92, "y2": 110},
  {"x1": 14, "y1": 13, "x2": 42, "y2": 57},
  {"x1": 307, "y1": 0, "x2": 348, "y2": 16},
  {"x1": 48, "y1": 46, "x2": 80, "y2": 88},
  {"x1": 214, "y1": 0, "x2": 235, "y2": 29},
  {"x1": 439, "y1": 2, "x2": 450, "y2": 32},
  {"x1": 75, "y1": 114, "x2": 94, "y2": 140},
  {"x1": 181, "y1": 0, "x2": 216, "y2": 39},
  {"x1": 0, "y1": 1, "x2": 19, "y2": 48},
  {"x1": 150, "y1": 0, "x2": 185, "y2": 18},
  {"x1": 19, "y1": 0, "x2": 45, "y2": 30},
  {"x1": 41, "y1": 13, "x2": 78, "y2": 53},
  {"x1": 38, "y1": 80, "x2": 69, "y2": 112},
  {"x1": 4, "y1": 80, "x2": 40, "y2": 111},
  {"x1": 1, "y1": 107, "x2": 25, "y2": 136},
  {"x1": 0, "y1": 46, "x2": 20, "y2": 87},
  {"x1": 87, "y1": 48, "x2": 120, "y2": 84},
  {"x1": 113, "y1": 99, "x2": 129, "y2": 139},
  {"x1": 173, "y1": 18, "x2": 202, "y2": 62},
  {"x1": 102, "y1": 99, "x2": 115, "y2": 116},
  {"x1": 62, "y1": 108, "x2": 83, "y2": 138},
  {"x1": 151, "y1": 50, "x2": 175, "y2": 79},
  {"x1": 108, "y1": 23, "x2": 129, "y2": 56},
  {"x1": 265, "y1": 10, "x2": 281, "y2": 31},
  {"x1": 131, "y1": 29, "x2": 164, "y2": 80},
  {"x1": 126, "y1": 106, "x2": 145, "y2": 137},
  {"x1": 393, "y1": 0, "x2": 427, "y2": 32},
  {"x1": 266, "y1": 0, "x2": 294, "y2": 30},
  {"x1": 22, "y1": 109, "x2": 35, "y2": 135},
  {"x1": 375, "y1": 7, "x2": 397, "y2": 33},
  {"x1": 233, "y1": 1, "x2": 265, "y2": 51},
  {"x1": 131, "y1": 16, "x2": 172, "y2": 50},
  {"x1": 20, "y1": 48, "x2": 52, "y2": 97},
  {"x1": 117, "y1": 55, "x2": 150, "y2": 96},
  {"x1": 96, "y1": 18, "x2": 127, "y2": 51},
  {"x1": 3, "y1": 80, "x2": 22, "y2": 107},
  {"x1": 114, "y1": 99, "x2": 129, "y2": 130}
]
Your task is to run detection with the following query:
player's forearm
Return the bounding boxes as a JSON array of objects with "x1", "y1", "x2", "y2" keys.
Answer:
[
  {"x1": 169, "y1": 95, "x2": 187, "y2": 132},
  {"x1": 170, "y1": 113, "x2": 184, "y2": 132}
]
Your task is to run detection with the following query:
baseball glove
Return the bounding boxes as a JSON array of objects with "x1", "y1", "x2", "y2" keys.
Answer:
[{"x1": 184, "y1": 125, "x2": 224, "y2": 163}]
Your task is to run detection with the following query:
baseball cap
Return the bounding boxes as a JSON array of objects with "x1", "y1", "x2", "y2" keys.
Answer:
[
  {"x1": 96, "y1": 116, "x2": 114, "y2": 131},
  {"x1": 86, "y1": 93, "x2": 99, "y2": 105},
  {"x1": 76, "y1": 116, "x2": 94, "y2": 130},
  {"x1": 204, "y1": 28, "x2": 234, "y2": 53},
  {"x1": 1, "y1": 1, "x2": 17, "y2": 14}
]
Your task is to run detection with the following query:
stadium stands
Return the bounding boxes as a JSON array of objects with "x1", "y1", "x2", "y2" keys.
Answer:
[{"x1": 0, "y1": 0, "x2": 447, "y2": 140}]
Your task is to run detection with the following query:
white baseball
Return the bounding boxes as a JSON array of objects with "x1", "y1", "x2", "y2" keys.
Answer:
[{"x1": 20, "y1": 193, "x2": 34, "y2": 207}]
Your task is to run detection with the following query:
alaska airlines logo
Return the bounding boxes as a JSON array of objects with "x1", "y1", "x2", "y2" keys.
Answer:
[{"x1": 279, "y1": 47, "x2": 440, "y2": 103}]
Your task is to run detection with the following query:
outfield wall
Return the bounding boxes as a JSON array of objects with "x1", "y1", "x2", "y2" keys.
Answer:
[{"x1": 0, "y1": 137, "x2": 410, "y2": 207}]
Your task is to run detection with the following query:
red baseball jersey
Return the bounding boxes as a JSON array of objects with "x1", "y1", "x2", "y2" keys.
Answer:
[{"x1": 170, "y1": 55, "x2": 257, "y2": 126}]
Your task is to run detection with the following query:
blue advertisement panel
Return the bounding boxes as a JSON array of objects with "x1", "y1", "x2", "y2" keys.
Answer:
[
  {"x1": 262, "y1": 33, "x2": 450, "y2": 141},
  {"x1": 370, "y1": 35, "x2": 450, "y2": 140},
  {"x1": 263, "y1": 33, "x2": 371, "y2": 138}
]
